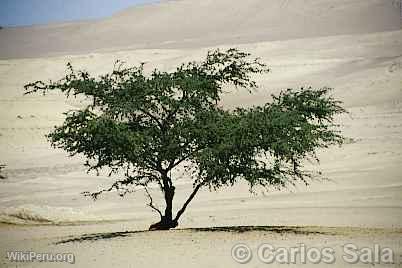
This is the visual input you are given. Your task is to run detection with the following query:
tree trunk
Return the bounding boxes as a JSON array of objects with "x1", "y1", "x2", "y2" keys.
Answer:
[
  {"x1": 149, "y1": 186, "x2": 178, "y2": 230},
  {"x1": 148, "y1": 216, "x2": 178, "y2": 231},
  {"x1": 148, "y1": 182, "x2": 203, "y2": 231}
]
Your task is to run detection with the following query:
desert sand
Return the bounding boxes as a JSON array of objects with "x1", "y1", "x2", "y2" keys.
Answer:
[{"x1": 0, "y1": 0, "x2": 402, "y2": 267}]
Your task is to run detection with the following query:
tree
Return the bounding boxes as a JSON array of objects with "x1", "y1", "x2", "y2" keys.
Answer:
[
  {"x1": 25, "y1": 49, "x2": 345, "y2": 230},
  {"x1": 0, "y1": 164, "x2": 6, "y2": 179}
]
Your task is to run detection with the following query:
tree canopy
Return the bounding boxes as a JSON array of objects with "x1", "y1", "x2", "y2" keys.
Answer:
[{"x1": 25, "y1": 48, "x2": 345, "y2": 230}]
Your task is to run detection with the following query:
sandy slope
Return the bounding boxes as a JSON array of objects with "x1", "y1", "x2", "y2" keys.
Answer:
[
  {"x1": 1, "y1": 224, "x2": 401, "y2": 268},
  {"x1": 0, "y1": 0, "x2": 402, "y2": 267},
  {"x1": 0, "y1": 0, "x2": 401, "y2": 59}
]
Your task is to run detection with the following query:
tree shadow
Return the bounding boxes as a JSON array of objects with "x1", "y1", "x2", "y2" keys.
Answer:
[
  {"x1": 55, "y1": 225, "x2": 335, "y2": 245},
  {"x1": 55, "y1": 230, "x2": 148, "y2": 245},
  {"x1": 187, "y1": 226, "x2": 335, "y2": 235}
]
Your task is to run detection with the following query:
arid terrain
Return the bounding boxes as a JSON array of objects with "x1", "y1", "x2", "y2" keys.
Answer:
[{"x1": 0, "y1": 0, "x2": 401, "y2": 267}]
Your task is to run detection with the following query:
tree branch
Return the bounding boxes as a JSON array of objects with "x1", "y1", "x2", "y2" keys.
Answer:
[
  {"x1": 144, "y1": 186, "x2": 163, "y2": 218},
  {"x1": 139, "y1": 108, "x2": 163, "y2": 129},
  {"x1": 167, "y1": 145, "x2": 204, "y2": 171},
  {"x1": 174, "y1": 183, "x2": 203, "y2": 222}
]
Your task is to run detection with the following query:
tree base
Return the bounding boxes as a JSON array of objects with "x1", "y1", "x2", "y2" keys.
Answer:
[{"x1": 149, "y1": 218, "x2": 178, "y2": 231}]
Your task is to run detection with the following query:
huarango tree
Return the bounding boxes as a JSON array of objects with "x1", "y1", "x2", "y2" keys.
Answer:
[
  {"x1": 0, "y1": 164, "x2": 6, "y2": 179},
  {"x1": 25, "y1": 49, "x2": 345, "y2": 230}
]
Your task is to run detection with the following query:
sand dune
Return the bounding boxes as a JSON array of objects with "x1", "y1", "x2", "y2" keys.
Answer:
[
  {"x1": 0, "y1": 0, "x2": 401, "y2": 267},
  {"x1": 0, "y1": 0, "x2": 401, "y2": 59}
]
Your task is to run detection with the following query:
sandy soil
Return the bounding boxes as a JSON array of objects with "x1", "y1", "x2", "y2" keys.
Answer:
[{"x1": 0, "y1": 0, "x2": 401, "y2": 267}]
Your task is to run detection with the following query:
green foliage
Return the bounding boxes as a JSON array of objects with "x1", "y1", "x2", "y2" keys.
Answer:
[{"x1": 25, "y1": 48, "x2": 345, "y2": 226}]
